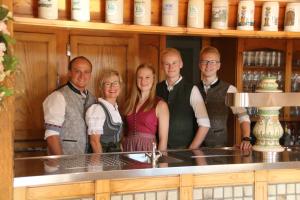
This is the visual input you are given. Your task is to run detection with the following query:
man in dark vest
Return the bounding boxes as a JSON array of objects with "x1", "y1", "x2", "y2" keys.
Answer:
[
  {"x1": 156, "y1": 48, "x2": 210, "y2": 149},
  {"x1": 43, "y1": 56, "x2": 96, "y2": 155},
  {"x1": 197, "y1": 46, "x2": 251, "y2": 150}
]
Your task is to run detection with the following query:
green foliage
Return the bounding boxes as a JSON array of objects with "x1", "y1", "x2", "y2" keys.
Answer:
[
  {"x1": 0, "y1": 5, "x2": 17, "y2": 104},
  {"x1": 0, "y1": 6, "x2": 9, "y2": 21}
]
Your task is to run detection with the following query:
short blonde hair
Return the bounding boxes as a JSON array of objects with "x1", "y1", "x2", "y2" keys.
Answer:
[
  {"x1": 99, "y1": 69, "x2": 123, "y2": 97},
  {"x1": 200, "y1": 46, "x2": 221, "y2": 61},
  {"x1": 161, "y1": 48, "x2": 183, "y2": 64}
]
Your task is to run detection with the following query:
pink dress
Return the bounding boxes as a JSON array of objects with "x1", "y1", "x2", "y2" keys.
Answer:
[{"x1": 122, "y1": 99, "x2": 159, "y2": 152}]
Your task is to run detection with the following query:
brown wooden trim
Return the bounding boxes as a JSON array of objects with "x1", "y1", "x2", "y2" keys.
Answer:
[
  {"x1": 110, "y1": 176, "x2": 179, "y2": 194},
  {"x1": 255, "y1": 170, "x2": 268, "y2": 200},
  {"x1": 26, "y1": 182, "x2": 94, "y2": 199},
  {"x1": 194, "y1": 172, "x2": 254, "y2": 187}
]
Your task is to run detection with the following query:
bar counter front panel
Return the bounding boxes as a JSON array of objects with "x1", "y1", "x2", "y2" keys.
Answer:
[{"x1": 14, "y1": 147, "x2": 300, "y2": 200}]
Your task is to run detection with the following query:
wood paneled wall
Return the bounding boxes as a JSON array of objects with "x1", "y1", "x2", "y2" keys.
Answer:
[
  {"x1": 14, "y1": 32, "x2": 57, "y2": 151},
  {"x1": 13, "y1": 24, "x2": 162, "y2": 154},
  {"x1": 13, "y1": 0, "x2": 288, "y2": 30}
]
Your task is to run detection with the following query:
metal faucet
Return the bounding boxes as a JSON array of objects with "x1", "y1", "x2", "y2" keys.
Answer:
[{"x1": 145, "y1": 142, "x2": 162, "y2": 167}]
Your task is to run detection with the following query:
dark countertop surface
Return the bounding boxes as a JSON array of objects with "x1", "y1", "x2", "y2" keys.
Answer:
[{"x1": 14, "y1": 147, "x2": 300, "y2": 187}]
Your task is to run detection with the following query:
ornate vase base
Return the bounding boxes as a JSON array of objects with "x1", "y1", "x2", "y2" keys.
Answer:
[{"x1": 253, "y1": 145, "x2": 284, "y2": 152}]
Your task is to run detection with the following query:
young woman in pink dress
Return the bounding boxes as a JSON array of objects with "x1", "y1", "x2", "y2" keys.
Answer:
[{"x1": 122, "y1": 63, "x2": 169, "y2": 152}]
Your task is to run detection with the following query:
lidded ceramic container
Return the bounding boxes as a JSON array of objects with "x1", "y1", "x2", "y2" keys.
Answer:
[
  {"x1": 284, "y1": 3, "x2": 300, "y2": 32},
  {"x1": 134, "y1": 0, "x2": 151, "y2": 25},
  {"x1": 71, "y1": 0, "x2": 90, "y2": 22},
  {"x1": 237, "y1": 0, "x2": 255, "y2": 30},
  {"x1": 38, "y1": 0, "x2": 58, "y2": 20},
  {"x1": 187, "y1": 0, "x2": 205, "y2": 28},
  {"x1": 253, "y1": 76, "x2": 284, "y2": 152},
  {"x1": 162, "y1": 0, "x2": 179, "y2": 27},
  {"x1": 211, "y1": 0, "x2": 229, "y2": 29},
  {"x1": 261, "y1": 1, "x2": 279, "y2": 31},
  {"x1": 106, "y1": 0, "x2": 124, "y2": 24}
]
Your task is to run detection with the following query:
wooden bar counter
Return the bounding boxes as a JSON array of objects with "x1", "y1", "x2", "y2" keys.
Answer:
[{"x1": 14, "y1": 147, "x2": 300, "y2": 200}]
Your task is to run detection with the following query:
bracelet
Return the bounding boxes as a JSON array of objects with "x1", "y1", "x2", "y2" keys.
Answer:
[{"x1": 242, "y1": 136, "x2": 251, "y2": 142}]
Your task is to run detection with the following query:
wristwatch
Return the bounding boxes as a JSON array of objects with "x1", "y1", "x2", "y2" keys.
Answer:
[{"x1": 242, "y1": 136, "x2": 251, "y2": 142}]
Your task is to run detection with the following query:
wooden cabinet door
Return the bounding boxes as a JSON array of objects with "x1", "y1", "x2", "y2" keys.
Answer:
[
  {"x1": 70, "y1": 35, "x2": 138, "y2": 104},
  {"x1": 14, "y1": 32, "x2": 57, "y2": 149}
]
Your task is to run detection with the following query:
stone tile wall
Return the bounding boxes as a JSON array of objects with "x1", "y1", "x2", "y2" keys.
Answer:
[
  {"x1": 268, "y1": 183, "x2": 300, "y2": 200},
  {"x1": 111, "y1": 189, "x2": 178, "y2": 200},
  {"x1": 193, "y1": 185, "x2": 254, "y2": 200}
]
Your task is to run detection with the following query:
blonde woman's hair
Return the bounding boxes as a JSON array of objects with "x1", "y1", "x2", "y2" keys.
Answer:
[
  {"x1": 123, "y1": 63, "x2": 157, "y2": 115},
  {"x1": 99, "y1": 69, "x2": 123, "y2": 98},
  {"x1": 200, "y1": 46, "x2": 221, "y2": 61}
]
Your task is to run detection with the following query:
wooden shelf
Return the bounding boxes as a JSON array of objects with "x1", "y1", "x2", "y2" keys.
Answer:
[{"x1": 14, "y1": 16, "x2": 300, "y2": 39}]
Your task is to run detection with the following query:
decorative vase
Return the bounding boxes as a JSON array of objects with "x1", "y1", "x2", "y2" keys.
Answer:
[
  {"x1": 187, "y1": 0, "x2": 205, "y2": 28},
  {"x1": 237, "y1": 0, "x2": 255, "y2": 30},
  {"x1": 71, "y1": 0, "x2": 90, "y2": 22},
  {"x1": 253, "y1": 76, "x2": 284, "y2": 152},
  {"x1": 284, "y1": 3, "x2": 300, "y2": 32},
  {"x1": 106, "y1": 0, "x2": 124, "y2": 24},
  {"x1": 211, "y1": 0, "x2": 229, "y2": 30},
  {"x1": 134, "y1": 0, "x2": 151, "y2": 25},
  {"x1": 38, "y1": 0, "x2": 58, "y2": 20},
  {"x1": 162, "y1": 0, "x2": 179, "y2": 27},
  {"x1": 261, "y1": 1, "x2": 279, "y2": 31}
]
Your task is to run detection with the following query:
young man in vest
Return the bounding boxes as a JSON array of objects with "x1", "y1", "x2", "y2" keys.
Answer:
[
  {"x1": 197, "y1": 46, "x2": 252, "y2": 150},
  {"x1": 43, "y1": 56, "x2": 96, "y2": 155},
  {"x1": 156, "y1": 48, "x2": 210, "y2": 149}
]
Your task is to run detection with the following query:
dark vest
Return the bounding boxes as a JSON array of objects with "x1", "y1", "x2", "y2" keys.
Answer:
[
  {"x1": 197, "y1": 80, "x2": 230, "y2": 147},
  {"x1": 96, "y1": 101, "x2": 123, "y2": 153},
  {"x1": 156, "y1": 79, "x2": 197, "y2": 149},
  {"x1": 98, "y1": 101, "x2": 123, "y2": 144}
]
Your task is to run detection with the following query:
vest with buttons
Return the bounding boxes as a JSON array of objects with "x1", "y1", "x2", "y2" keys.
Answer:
[
  {"x1": 197, "y1": 80, "x2": 230, "y2": 147},
  {"x1": 58, "y1": 83, "x2": 96, "y2": 154},
  {"x1": 156, "y1": 79, "x2": 197, "y2": 149}
]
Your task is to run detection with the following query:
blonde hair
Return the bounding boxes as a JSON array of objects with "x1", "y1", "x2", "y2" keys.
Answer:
[
  {"x1": 123, "y1": 63, "x2": 157, "y2": 115},
  {"x1": 200, "y1": 46, "x2": 221, "y2": 61},
  {"x1": 161, "y1": 48, "x2": 183, "y2": 64},
  {"x1": 99, "y1": 69, "x2": 123, "y2": 98}
]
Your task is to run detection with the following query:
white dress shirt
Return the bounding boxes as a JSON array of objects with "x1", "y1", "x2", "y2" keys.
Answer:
[
  {"x1": 85, "y1": 98, "x2": 122, "y2": 135},
  {"x1": 43, "y1": 83, "x2": 88, "y2": 139}
]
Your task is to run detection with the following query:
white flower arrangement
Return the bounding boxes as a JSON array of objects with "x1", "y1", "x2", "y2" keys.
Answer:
[{"x1": 0, "y1": 5, "x2": 17, "y2": 104}]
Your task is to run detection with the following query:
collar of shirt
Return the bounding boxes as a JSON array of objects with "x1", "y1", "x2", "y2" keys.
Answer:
[
  {"x1": 99, "y1": 98, "x2": 119, "y2": 111},
  {"x1": 202, "y1": 78, "x2": 219, "y2": 93},
  {"x1": 165, "y1": 76, "x2": 182, "y2": 91},
  {"x1": 67, "y1": 81, "x2": 88, "y2": 97}
]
